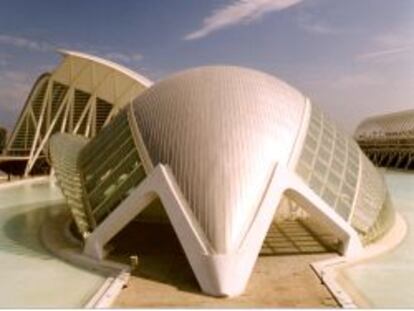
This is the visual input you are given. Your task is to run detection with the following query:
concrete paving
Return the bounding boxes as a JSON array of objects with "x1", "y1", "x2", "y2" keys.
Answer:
[{"x1": 111, "y1": 221, "x2": 339, "y2": 308}]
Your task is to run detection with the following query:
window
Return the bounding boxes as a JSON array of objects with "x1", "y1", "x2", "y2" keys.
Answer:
[{"x1": 295, "y1": 105, "x2": 361, "y2": 221}]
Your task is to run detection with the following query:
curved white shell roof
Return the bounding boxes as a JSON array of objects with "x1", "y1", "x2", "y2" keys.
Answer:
[
  {"x1": 355, "y1": 109, "x2": 414, "y2": 139},
  {"x1": 58, "y1": 50, "x2": 152, "y2": 87},
  {"x1": 53, "y1": 49, "x2": 152, "y2": 105},
  {"x1": 132, "y1": 66, "x2": 307, "y2": 253}
]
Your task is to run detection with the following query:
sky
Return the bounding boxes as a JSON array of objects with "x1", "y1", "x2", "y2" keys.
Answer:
[{"x1": 0, "y1": 0, "x2": 413, "y2": 133}]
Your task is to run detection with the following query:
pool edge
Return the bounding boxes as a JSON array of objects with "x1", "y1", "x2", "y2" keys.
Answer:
[{"x1": 311, "y1": 211, "x2": 407, "y2": 308}]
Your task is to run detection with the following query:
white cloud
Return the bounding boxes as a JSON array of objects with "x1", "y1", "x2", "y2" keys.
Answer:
[
  {"x1": 0, "y1": 34, "x2": 144, "y2": 65},
  {"x1": 104, "y1": 52, "x2": 143, "y2": 64},
  {"x1": 333, "y1": 72, "x2": 384, "y2": 89},
  {"x1": 300, "y1": 70, "x2": 384, "y2": 90},
  {"x1": 298, "y1": 17, "x2": 339, "y2": 35},
  {"x1": 0, "y1": 52, "x2": 11, "y2": 67},
  {"x1": 356, "y1": 46, "x2": 412, "y2": 61},
  {"x1": 301, "y1": 22, "x2": 336, "y2": 35},
  {"x1": 296, "y1": 8, "x2": 343, "y2": 35},
  {"x1": 183, "y1": 0, "x2": 303, "y2": 40},
  {"x1": 356, "y1": 31, "x2": 414, "y2": 62},
  {"x1": 0, "y1": 34, "x2": 55, "y2": 52},
  {"x1": 373, "y1": 32, "x2": 410, "y2": 47}
]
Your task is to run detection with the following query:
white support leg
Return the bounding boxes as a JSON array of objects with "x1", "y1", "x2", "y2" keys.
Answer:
[{"x1": 83, "y1": 163, "x2": 364, "y2": 297}]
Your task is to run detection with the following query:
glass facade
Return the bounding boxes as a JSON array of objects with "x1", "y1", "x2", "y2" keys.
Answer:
[
  {"x1": 7, "y1": 76, "x2": 114, "y2": 157},
  {"x1": 295, "y1": 104, "x2": 395, "y2": 243},
  {"x1": 295, "y1": 105, "x2": 360, "y2": 221},
  {"x1": 49, "y1": 134, "x2": 90, "y2": 235},
  {"x1": 79, "y1": 111, "x2": 146, "y2": 226},
  {"x1": 50, "y1": 110, "x2": 147, "y2": 237},
  {"x1": 351, "y1": 154, "x2": 395, "y2": 244}
]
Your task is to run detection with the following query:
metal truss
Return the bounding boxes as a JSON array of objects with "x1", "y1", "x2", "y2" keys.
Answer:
[
  {"x1": 1, "y1": 50, "x2": 151, "y2": 176},
  {"x1": 355, "y1": 109, "x2": 414, "y2": 170}
]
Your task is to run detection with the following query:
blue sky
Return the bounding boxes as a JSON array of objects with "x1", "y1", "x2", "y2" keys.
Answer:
[{"x1": 0, "y1": 0, "x2": 413, "y2": 132}]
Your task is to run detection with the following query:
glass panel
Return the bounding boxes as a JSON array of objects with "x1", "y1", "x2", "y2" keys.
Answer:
[
  {"x1": 306, "y1": 135, "x2": 318, "y2": 151},
  {"x1": 327, "y1": 172, "x2": 341, "y2": 191},
  {"x1": 296, "y1": 162, "x2": 311, "y2": 180},
  {"x1": 332, "y1": 158, "x2": 344, "y2": 175},
  {"x1": 309, "y1": 175, "x2": 323, "y2": 194},
  {"x1": 319, "y1": 146, "x2": 331, "y2": 163},
  {"x1": 322, "y1": 187, "x2": 336, "y2": 206},
  {"x1": 314, "y1": 158, "x2": 328, "y2": 179},
  {"x1": 295, "y1": 105, "x2": 360, "y2": 222},
  {"x1": 301, "y1": 147, "x2": 314, "y2": 166},
  {"x1": 336, "y1": 199, "x2": 350, "y2": 218}
]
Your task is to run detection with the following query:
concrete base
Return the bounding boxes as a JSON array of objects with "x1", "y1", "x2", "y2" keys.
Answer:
[
  {"x1": 311, "y1": 211, "x2": 408, "y2": 308},
  {"x1": 114, "y1": 254, "x2": 338, "y2": 308},
  {"x1": 40, "y1": 207, "x2": 131, "y2": 308},
  {"x1": 109, "y1": 219, "x2": 339, "y2": 308}
]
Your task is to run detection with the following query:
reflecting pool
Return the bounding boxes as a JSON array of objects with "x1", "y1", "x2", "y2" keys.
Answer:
[
  {"x1": 0, "y1": 179, "x2": 105, "y2": 308},
  {"x1": 343, "y1": 171, "x2": 414, "y2": 308}
]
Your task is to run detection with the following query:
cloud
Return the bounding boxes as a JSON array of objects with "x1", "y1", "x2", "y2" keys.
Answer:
[
  {"x1": 0, "y1": 52, "x2": 12, "y2": 67},
  {"x1": 300, "y1": 22, "x2": 336, "y2": 35},
  {"x1": 103, "y1": 52, "x2": 143, "y2": 64},
  {"x1": 301, "y1": 70, "x2": 384, "y2": 90},
  {"x1": 373, "y1": 32, "x2": 410, "y2": 47},
  {"x1": 333, "y1": 72, "x2": 384, "y2": 89},
  {"x1": 356, "y1": 46, "x2": 412, "y2": 61},
  {"x1": 183, "y1": 0, "x2": 303, "y2": 40},
  {"x1": 296, "y1": 9, "x2": 342, "y2": 35},
  {"x1": 0, "y1": 34, "x2": 55, "y2": 52},
  {"x1": 356, "y1": 31, "x2": 414, "y2": 62},
  {"x1": 0, "y1": 33, "x2": 144, "y2": 65}
]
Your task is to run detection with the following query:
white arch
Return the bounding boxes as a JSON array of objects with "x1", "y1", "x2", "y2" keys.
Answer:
[
  {"x1": 2, "y1": 50, "x2": 152, "y2": 176},
  {"x1": 83, "y1": 163, "x2": 362, "y2": 297}
]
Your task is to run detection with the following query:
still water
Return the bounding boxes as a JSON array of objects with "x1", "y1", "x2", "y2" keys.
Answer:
[
  {"x1": 0, "y1": 179, "x2": 105, "y2": 307},
  {"x1": 343, "y1": 170, "x2": 414, "y2": 308}
]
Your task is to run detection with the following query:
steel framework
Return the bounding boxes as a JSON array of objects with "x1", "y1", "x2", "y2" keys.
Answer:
[
  {"x1": 355, "y1": 110, "x2": 414, "y2": 169},
  {"x1": 0, "y1": 50, "x2": 151, "y2": 176}
]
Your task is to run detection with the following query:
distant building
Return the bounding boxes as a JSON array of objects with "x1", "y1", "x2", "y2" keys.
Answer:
[
  {"x1": 49, "y1": 66, "x2": 395, "y2": 297},
  {"x1": 0, "y1": 50, "x2": 151, "y2": 177},
  {"x1": 355, "y1": 110, "x2": 414, "y2": 169}
]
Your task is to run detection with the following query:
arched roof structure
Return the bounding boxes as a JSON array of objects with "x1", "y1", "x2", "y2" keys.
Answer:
[
  {"x1": 355, "y1": 110, "x2": 414, "y2": 139},
  {"x1": 355, "y1": 110, "x2": 414, "y2": 169},
  {"x1": 0, "y1": 50, "x2": 152, "y2": 176},
  {"x1": 49, "y1": 66, "x2": 395, "y2": 297}
]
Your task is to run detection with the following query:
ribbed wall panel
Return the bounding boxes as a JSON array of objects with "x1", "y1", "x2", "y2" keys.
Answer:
[
  {"x1": 355, "y1": 109, "x2": 414, "y2": 139},
  {"x1": 132, "y1": 66, "x2": 307, "y2": 253},
  {"x1": 295, "y1": 105, "x2": 360, "y2": 221},
  {"x1": 351, "y1": 153, "x2": 395, "y2": 243},
  {"x1": 355, "y1": 110, "x2": 414, "y2": 169}
]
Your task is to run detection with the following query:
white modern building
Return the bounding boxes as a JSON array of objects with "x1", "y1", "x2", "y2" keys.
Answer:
[
  {"x1": 0, "y1": 50, "x2": 152, "y2": 176},
  {"x1": 355, "y1": 110, "x2": 414, "y2": 169},
  {"x1": 49, "y1": 66, "x2": 395, "y2": 297}
]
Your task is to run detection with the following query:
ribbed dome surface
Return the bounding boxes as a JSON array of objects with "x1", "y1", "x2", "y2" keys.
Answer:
[{"x1": 132, "y1": 66, "x2": 307, "y2": 253}]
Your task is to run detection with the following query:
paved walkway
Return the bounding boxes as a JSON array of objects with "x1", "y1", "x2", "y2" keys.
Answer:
[
  {"x1": 112, "y1": 220, "x2": 339, "y2": 307},
  {"x1": 0, "y1": 179, "x2": 106, "y2": 308}
]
